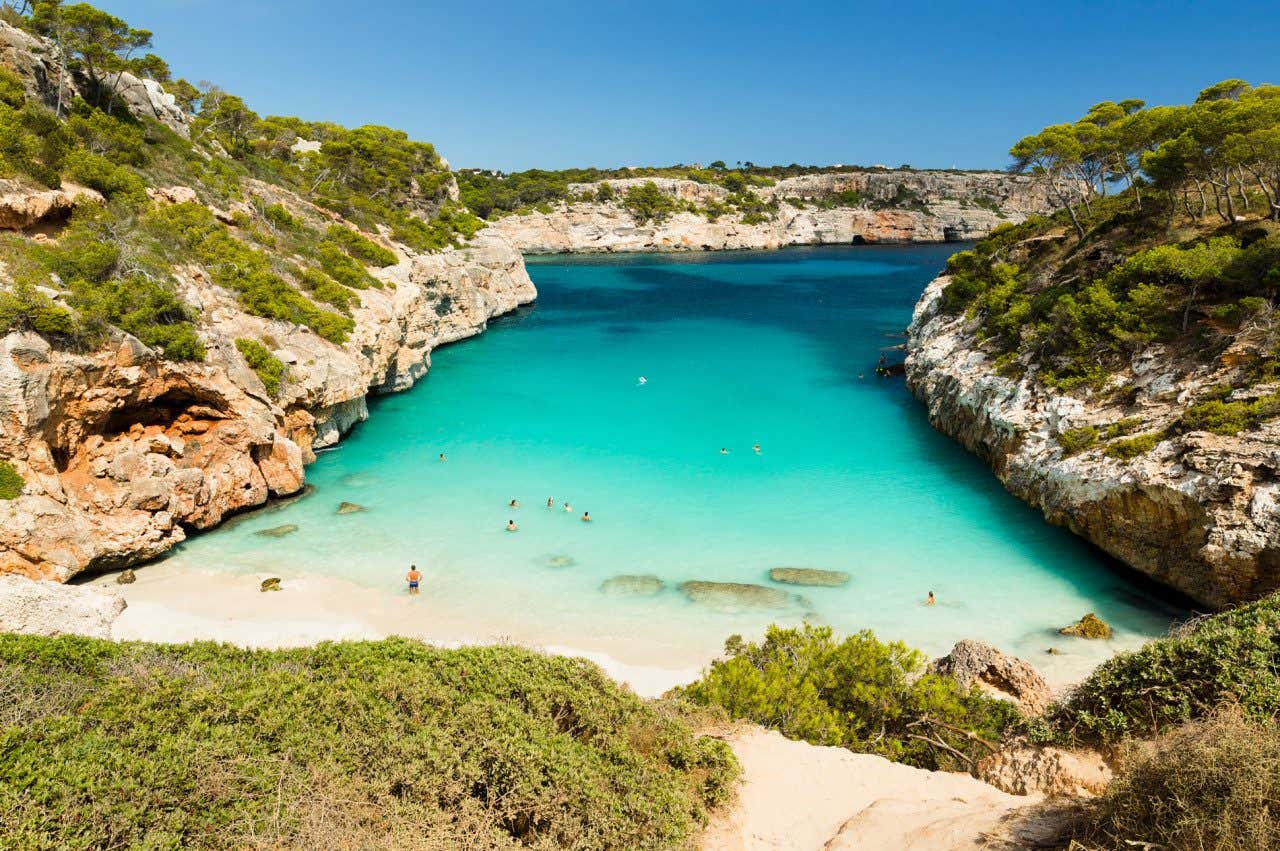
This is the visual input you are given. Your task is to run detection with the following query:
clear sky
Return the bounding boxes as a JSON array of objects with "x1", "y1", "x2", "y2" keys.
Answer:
[{"x1": 99, "y1": 0, "x2": 1276, "y2": 172}]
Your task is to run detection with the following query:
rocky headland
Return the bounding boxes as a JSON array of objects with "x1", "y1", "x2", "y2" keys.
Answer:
[
  {"x1": 490, "y1": 171, "x2": 1061, "y2": 253},
  {"x1": 0, "y1": 19, "x2": 535, "y2": 583}
]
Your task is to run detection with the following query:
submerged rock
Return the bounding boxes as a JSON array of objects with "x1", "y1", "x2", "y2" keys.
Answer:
[
  {"x1": 931, "y1": 639, "x2": 1053, "y2": 715},
  {"x1": 256, "y1": 524, "x2": 299, "y2": 538},
  {"x1": 679, "y1": 580, "x2": 792, "y2": 611},
  {"x1": 768, "y1": 567, "x2": 850, "y2": 587},
  {"x1": 260, "y1": 577, "x2": 282, "y2": 592},
  {"x1": 337, "y1": 502, "x2": 365, "y2": 515},
  {"x1": 545, "y1": 554, "x2": 576, "y2": 568},
  {"x1": 600, "y1": 575, "x2": 664, "y2": 596},
  {"x1": 116, "y1": 568, "x2": 136, "y2": 585},
  {"x1": 1059, "y1": 613, "x2": 1111, "y2": 639}
]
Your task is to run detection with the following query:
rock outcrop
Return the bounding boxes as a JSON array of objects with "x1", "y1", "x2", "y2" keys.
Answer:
[
  {"x1": 492, "y1": 171, "x2": 1060, "y2": 254},
  {"x1": 0, "y1": 573, "x2": 126, "y2": 638},
  {"x1": 976, "y1": 741, "x2": 1113, "y2": 798},
  {"x1": 907, "y1": 273, "x2": 1280, "y2": 608},
  {"x1": 0, "y1": 180, "x2": 102, "y2": 230},
  {"x1": 931, "y1": 639, "x2": 1053, "y2": 715}
]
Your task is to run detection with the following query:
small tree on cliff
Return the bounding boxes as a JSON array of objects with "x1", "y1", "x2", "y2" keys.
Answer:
[{"x1": 27, "y1": 1, "x2": 155, "y2": 114}]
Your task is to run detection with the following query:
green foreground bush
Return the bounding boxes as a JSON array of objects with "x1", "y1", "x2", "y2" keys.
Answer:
[
  {"x1": 0, "y1": 460, "x2": 23, "y2": 499},
  {"x1": 1050, "y1": 593, "x2": 1280, "y2": 745},
  {"x1": 1073, "y1": 707, "x2": 1280, "y2": 851},
  {"x1": 676, "y1": 624, "x2": 1020, "y2": 771},
  {"x1": 0, "y1": 635, "x2": 737, "y2": 850}
]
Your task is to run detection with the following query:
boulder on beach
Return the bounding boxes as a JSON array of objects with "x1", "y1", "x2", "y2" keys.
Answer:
[
  {"x1": 260, "y1": 577, "x2": 282, "y2": 592},
  {"x1": 930, "y1": 639, "x2": 1053, "y2": 715},
  {"x1": 256, "y1": 523, "x2": 299, "y2": 538},
  {"x1": 116, "y1": 568, "x2": 137, "y2": 585},
  {"x1": 768, "y1": 567, "x2": 850, "y2": 587},
  {"x1": 1059, "y1": 613, "x2": 1111, "y2": 639},
  {"x1": 679, "y1": 580, "x2": 792, "y2": 611},
  {"x1": 600, "y1": 575, "x2": 665, "y2": 596},
  {"x1": 337, "y1": 502, "x2": 366, "y2": 515},
  {"x1": 0, "y1": 575, "x2": 126, "y2": 639}
]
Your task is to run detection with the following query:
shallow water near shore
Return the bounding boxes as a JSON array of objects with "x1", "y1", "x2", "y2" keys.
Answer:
[{"x1": 156, "y1": 245, "x2": 1184, "y2": 681}]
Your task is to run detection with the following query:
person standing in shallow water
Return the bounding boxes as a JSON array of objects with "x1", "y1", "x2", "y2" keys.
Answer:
[
  {"x1": 506, "y1": 519, "x2": 518, "y2": 532},
  {"x1": 406, "y1": 565, "x2": 422, "y2": 595},
  {"x1": 926, "y1": 591, "x2": 935, "y2": 606},
  {"x1": 546, "y1": 497, "x2": 554, "y2": 509},
  {"x1": 581, "y1": 511, "x2": 591, "y2": 522},
  {"x1": 438, "y1": 452, "x2": 446, "y2": 462}
]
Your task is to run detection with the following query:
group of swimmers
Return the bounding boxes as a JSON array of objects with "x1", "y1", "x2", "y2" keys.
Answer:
[
  {"x1": 720, "y1": 444, "x2": 763, "y2": 455},
  {"x1": 506, "y1": 497, "x2": 591, "y2": 532}
]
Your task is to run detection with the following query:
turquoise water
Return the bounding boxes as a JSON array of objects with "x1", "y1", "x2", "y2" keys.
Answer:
[{"x1": 165, "y1": 245, "x2": 1182, "y2": 676}]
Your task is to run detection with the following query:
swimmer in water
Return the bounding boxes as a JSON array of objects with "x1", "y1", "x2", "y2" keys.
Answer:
[
  {"x1": 581, "y1": 511, "x2": 591, "y2": 522},
  {"x1": 564, "y1": 502, "x2": 572, "y2": 513},
  {"x1": 506, "y1": 520, "x2": 518, "y2": 532},
  {"x1": 926, "y1": 591, "x2": 935, "y2": 606},
  {"x1": 508, "y1": 499, "x2": 520, "y2": 509},
  {"x1": 439, "y1": 452, "x2": 446, "y2": 462},
  {"x1": 638, "y1": 376, "x2": 647, "y2": 385},
  {"x1": 720, "y1": 447, "x2": 730, "y2": 455},
  {"x1": 547, "y1": 497, "x2": 554, "y2": 509},
  {"x1": 753, "y1": 444, "x2": 761, "y2": 455}
]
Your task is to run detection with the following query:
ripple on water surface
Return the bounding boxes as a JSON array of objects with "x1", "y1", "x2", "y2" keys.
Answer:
[{"x1": 165, "y1": 245, "x2": 1184, "y2": 679}]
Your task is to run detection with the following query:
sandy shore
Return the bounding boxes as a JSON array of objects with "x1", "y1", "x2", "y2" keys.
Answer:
[{"x1": 88, "y1": 565, "x2": 703, "y2": 698}]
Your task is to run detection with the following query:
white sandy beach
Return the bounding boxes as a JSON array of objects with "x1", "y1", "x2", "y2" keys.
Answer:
[{"x1": 88, "y1": 564, "x2": 704, "y2": 698}]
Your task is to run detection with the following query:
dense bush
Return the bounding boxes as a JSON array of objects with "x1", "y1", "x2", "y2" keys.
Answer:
[
  {"x1": 0, "y1": 635, "x2": 738, "y2": 850},
  {"x1": 1050, "y1": 593, "x2": 1280, "y2": 745},
  {"x1": 1103, "y1": 430, "x2": 1163, "y2": 459},
  {"x1": 234, "y1": 337, "x2": 285, "y2": 395},
  {"x1": 1056, "y1": 425, "x2": 1099, "y2": 455},
  {"x1": 677, "y1": 624, "x2": 1019, "y2": 771},
  {"x1": 324, "y1": 225, "x2": 398, "y2": 267},
  {"x1": 1072, "y1": 708, "x2": 1280, "y2": 851},
  {"x1": 316, "y1": 240, "x2": 381, "y2": 289},
  {"x1": 622, "y1": 181, "x2": 678, "y2": 224},
  {"x1": 0, "y1": 459, "x2": 23, "y2": 499}
]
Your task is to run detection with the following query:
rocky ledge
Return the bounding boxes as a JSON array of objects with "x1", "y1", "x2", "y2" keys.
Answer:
[
  {"x1": 492, "y1": 170, "x2": 1060, "y2": 253},
  {"x1": 907, "y1": 274, "x2": 1280, "y2": 608},
  {"x1": 0, "y1": 218, "x2": 534, "y2": 582}
]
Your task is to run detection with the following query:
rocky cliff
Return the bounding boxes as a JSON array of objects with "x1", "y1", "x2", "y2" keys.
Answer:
[
  {"x1": 492, "y1": 171, "x2": 1059, "y2": 253},
  {"x1": 907, "y1": 273, "x2": 1280, "y2": 609},
  {"x1": 0, "y1": 216, "x2": 534, "y2": 582}
]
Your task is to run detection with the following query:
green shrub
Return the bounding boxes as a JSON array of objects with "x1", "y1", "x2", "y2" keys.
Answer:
[
  {"x1": 68, "y1": 273, "x2": 205, "y2": 360},
  {"x1": 1103, "y1": 417, "x2": 1143, "y2": 439},
  {"x1": 0, "y1": 635, "x2": 737, "y2": 850},
  {"x1": 325, "y1": 225, "x2": 397, "y2": 267},
  {"x1": 1073, "y1": 708, "x2": 1280, "y2": 851},
  {"x1": 262, "y1": 203, "x2": 299, "y2": 231},
  {"x1": 388, "y1": 203, "x2": 483, "y2": 253},
  {"x1": 0, "y1": 283, "x2": 78, "y2": 337},
  {"x1": 1056, "y1": 425, "x2": 1099, "y2": 455},
  {"x1": 1050, "y1": 593, "x2": 1280, "y2": 744},
  {"x1": 1104, "y1": 430, "x2": 1162, "y2": 459},
  {"x1": 297, "y1": 267, "x2": 357, "y2": 313},
  {"x1": 62, "y1": 148, "x2": 146, "y2": 203},
  {"x1": 677, "y1": 624, "x2": 1019, "y2": 771},
  {"x1": 622, "y1": 181, "x2": 677, "y2": 224},
  {"x1": 234, "y1": 337, "x2": 285, "y2": 395},
  {"x1": 317, "y1": 240, "x2": 381, "y2": 289},
  {"x1": 0, "y1": 460, "x2": 23, "y2": 499},
  {"x1": 1179, "y1": 394, "x2": 1280, "y2": 436}
]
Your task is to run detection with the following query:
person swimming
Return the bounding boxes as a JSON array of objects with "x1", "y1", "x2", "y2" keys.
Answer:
[
  {"x1": 720, "y1": 447, "x2": 729, "y2": 455},
  {"x1": 546, "y1": 497, "x2": 554, "y2": 509},
  {"x1": 509, "y1": 499, "x2": 520, "y2": 508},
  {"x1": 406, "y1": 565, "x2": 422, "y2": 595},
  {"x1": 506, "y1": 520, "x2": 518, "y2": 532},
  {"x1": 581, "y1": 511, "x2": 591, "y2": 522},
  {"x1": 439, "y1": 452, "x2": 446, "y2": 462},
  {"x1": 753, "y1": 444, "x2": 761, "y2": 455},
  {"x1": 637, "y1": 376, "x2": 647, "y2": 385},
  {"x1": 564, "y1": 502, "x2": 572, "y2": 512},
  {"x1": 926, "y1": 591, "x2": 935, "y2": 606}
]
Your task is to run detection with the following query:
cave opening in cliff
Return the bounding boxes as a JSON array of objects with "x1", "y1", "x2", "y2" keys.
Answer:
[
  {"x1": 850, "y1": 235, "x2": 866, "y2": 245},
  {"x1": 51, "y1": 388, "x2": 230, "y2": 472}
]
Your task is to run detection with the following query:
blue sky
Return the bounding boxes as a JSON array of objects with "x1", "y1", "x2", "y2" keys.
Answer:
[{"x1": 101, "y1": 0, "x2": 1276, "y2": 172}]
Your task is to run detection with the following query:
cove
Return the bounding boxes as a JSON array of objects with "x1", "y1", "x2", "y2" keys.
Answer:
[{"x1": 161, "y1": 245, "x2": 1184, "y2": 680}]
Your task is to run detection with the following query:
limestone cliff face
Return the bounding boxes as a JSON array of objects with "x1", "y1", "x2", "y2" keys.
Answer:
[
  {"x1": 0, "y1": 213, "x2": 534, "y2": 583},
  {"x1": 906, "y1": 274, "x2": 1280, "y2": 609},
  {"x1": 492, "y1": 171, "x2": 1059, "y2": 253}
]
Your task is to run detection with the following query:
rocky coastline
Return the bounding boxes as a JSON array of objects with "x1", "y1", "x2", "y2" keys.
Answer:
[
  {"x1": 490, "y1": 171, "x2": 1060, "y2": 254},
  {"x1": 907, "y1": 273, "x2": 1280, "y2": 609},
  {"x1": 0, "y1": 194, "x2": 535, "y2": 583}
]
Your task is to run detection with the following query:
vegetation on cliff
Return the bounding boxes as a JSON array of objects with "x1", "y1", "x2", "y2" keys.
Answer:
[
  {"x1": 0, "y1": 635, "x2": 737, "y2": 850},
  {"x1": 937, "y1": 79, "x2": 1280, "y2": 429},
  {"x1": 676, "y1": 624, "x2": 1019, "y2": 772},
  {"x1": 0, "y1": 1, "x2": 486, "y2": 362}
]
